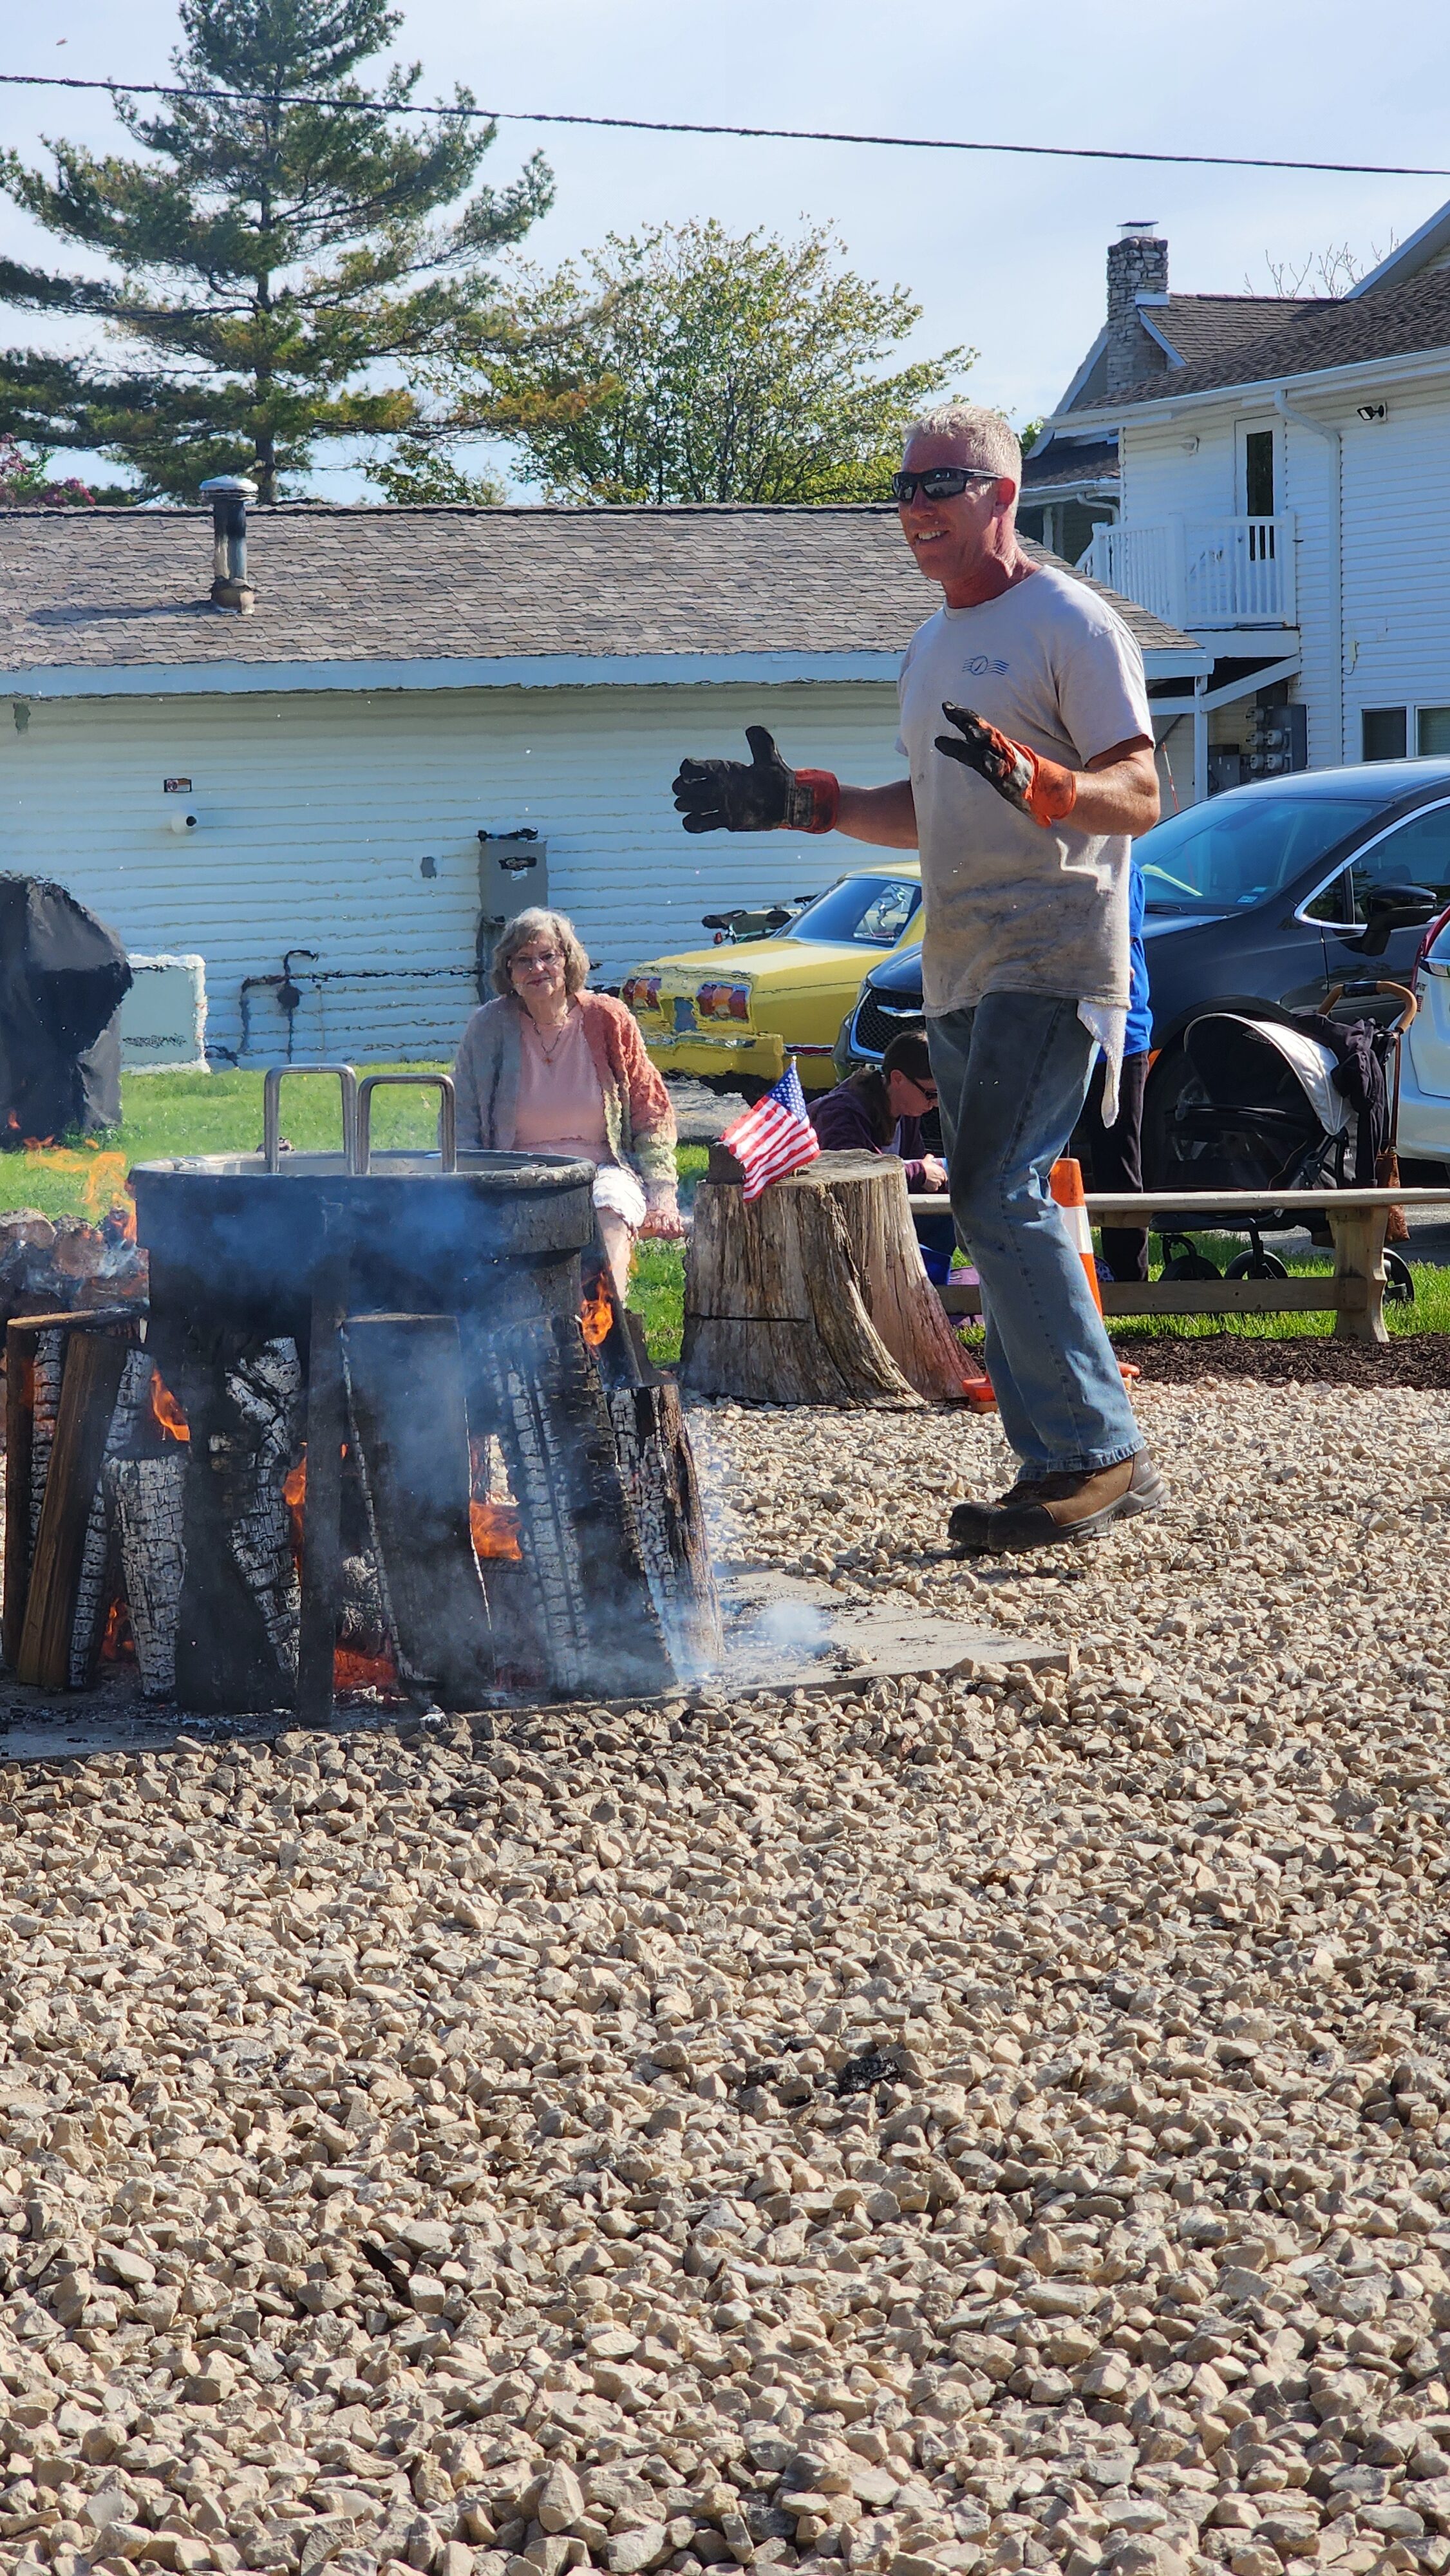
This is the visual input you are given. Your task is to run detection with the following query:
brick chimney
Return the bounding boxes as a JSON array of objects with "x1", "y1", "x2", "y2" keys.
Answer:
[{"x1": 1106, "y1": 222, "x2": 1169, "y2": 401}]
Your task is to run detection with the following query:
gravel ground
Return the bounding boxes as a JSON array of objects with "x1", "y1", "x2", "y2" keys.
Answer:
[{"x1": 4, "y1": 1384, "x2": 1450, "y2": 2576}]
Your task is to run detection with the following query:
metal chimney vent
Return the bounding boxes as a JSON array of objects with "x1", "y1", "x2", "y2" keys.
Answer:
[{"x1": 198, "y1": 475, "x2": 258, "y2": 615}]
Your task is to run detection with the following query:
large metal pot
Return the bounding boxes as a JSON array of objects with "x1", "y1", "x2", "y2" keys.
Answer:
[{"x1": 131, "y1": 1066, "x2": 597, "y2": 1339}]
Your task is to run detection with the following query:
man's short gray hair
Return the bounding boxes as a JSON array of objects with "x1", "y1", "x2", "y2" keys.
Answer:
[{"x1": 903, "y1": 403, "x2": 1021, "y2": 489}]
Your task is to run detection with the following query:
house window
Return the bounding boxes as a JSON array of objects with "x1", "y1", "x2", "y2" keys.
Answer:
[
  {"x1": 1362, "y1": 707, "x2": 1408, "y2": 761},
  {"x1": 1418, "y1": 707, "x2": 1450, "y2": 755},
  {"x1": 1243, "y1": 429, "x2": 1276, "y2": 518}
]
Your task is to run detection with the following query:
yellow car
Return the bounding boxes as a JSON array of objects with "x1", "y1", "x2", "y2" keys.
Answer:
[{"x1": 621, "y1": 864, "x2": 923, "y2": 1095}]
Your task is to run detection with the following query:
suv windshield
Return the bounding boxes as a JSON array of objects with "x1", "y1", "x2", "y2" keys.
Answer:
[
  {"x1": 1138, "y1": 793, "x2": 1382, "y2": 915},
  {"x1": 788, "y1": 875, "x2": 921, "y2": 946}
]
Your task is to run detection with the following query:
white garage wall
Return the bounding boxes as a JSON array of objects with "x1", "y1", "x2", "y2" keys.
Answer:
[{"x1": 0, "y1": 679, "x2": 905, "y2": 1061}]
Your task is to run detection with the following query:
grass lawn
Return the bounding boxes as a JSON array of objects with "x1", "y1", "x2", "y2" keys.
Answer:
[{"x1": 6, "y1": 1075, "x2": 1438, "y2": 1363}]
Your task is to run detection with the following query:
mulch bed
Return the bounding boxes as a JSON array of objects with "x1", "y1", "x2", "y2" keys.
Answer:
[{"x1": 1125, "y1": 1334, "x2": 1450, "y2": 1390}]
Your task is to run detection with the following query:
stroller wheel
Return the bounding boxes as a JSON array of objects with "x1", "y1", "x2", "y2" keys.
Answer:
[
  {"x1": 1160, "y1": 1250, "x2": 1223, "y2": 1281},
  {"x1": 1385, "y1": 1250, "x2": 1415, "y2": 1304},
  {"x1": 1225, "y1": 1250, "x2": 1289, "y2": 1281}
]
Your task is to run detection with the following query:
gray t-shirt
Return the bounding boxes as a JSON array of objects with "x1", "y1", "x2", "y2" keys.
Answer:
[{"x1": 895, "y1": 563, "x2": 1153, "y2": 1015}]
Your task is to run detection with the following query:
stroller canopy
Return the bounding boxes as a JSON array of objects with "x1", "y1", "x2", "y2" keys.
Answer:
[{"x1": 1185, "y1": 1014, "x2": 1351, "y2": 1140}]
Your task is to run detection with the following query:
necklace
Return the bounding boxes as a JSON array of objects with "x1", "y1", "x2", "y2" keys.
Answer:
[{"x1": 530, "y1": 1008, "x2": 572, "y2": 1062}]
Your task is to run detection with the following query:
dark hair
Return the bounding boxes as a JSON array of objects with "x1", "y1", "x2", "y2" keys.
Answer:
[{"x1": 881, "y1": 1029, "x2": 934, "y2": 1084}]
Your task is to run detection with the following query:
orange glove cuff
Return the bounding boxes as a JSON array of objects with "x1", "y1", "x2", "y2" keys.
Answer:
[{"x1": 1024, "y1": 752, "x2": 1078, "y2": 828}]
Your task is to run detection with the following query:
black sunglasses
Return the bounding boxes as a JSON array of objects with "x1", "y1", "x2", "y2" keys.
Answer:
[{"x1": 891, "y1": 466, "x2": 999, "y2": 504}]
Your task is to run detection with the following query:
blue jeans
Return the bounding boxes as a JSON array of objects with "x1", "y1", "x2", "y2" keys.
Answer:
[{"x1": 927, "y1": 993, "x2": 1144, "y2": 1475}]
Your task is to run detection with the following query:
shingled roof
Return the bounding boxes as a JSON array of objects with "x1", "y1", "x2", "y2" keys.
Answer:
[
  {"x1": 0, "y1": 502, "x2": 1203, "y2": 679},
  {"x1": 1149, "y1": 292, "x2": 1333, "y2": 371},
  {"x1": 1104, "y1": 266, "x2": 1450, "y2": 411}
]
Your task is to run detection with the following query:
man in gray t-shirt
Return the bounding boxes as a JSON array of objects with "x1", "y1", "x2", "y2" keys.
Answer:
[{"x1": 670, "y1": 403, "x2": 1167, "y2": 1555}]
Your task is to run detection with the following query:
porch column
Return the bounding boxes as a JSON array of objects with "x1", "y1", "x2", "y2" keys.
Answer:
[{"x1": 1192, "y1": 675, "x2": 1209, "y2": 805}]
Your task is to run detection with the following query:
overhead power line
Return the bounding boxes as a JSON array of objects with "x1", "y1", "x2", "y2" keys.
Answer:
[{"x1": 0, "y1": 68, "x2": 1444, "y2": 180}]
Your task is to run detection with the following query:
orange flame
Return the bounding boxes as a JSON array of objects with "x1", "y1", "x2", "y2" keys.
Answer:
[
  {"x1": 334, "y1": 1646, "x2": 402, "y2": 1696},
  {"x1": 21, "y1": 1143, "x2": 130, "y2": 1227},
  {"x1": 580, "y1": 1281, "x2": 612, "y2": 1347},
  {"x1": 471, "y1": 1497, "x2": 522, "y2": 1562},
  {"x1": 283, "y1": 1456, "x2": 306, "y2": 1557},
  {"x1": 100, "y1": 1596, "x2": 135, "y2": 1663},
  {"x1": 149, "y1": 1370, "x2": 191, "y2": 1443}
]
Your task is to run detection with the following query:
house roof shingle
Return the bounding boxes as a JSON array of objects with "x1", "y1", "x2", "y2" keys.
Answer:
[
  {"x1": 1107, "y1": 266, "x2": 1450, "y2": 410},
  {"x1": 0, "y1": 502, "x2": 1202, "y2": 677},
  {"x1": 1021, "y1": 437, "x2": 1120, "y2": 492},
  {"x1": 1150, "y1": 292, "x2": 1333, "y2": 370}
]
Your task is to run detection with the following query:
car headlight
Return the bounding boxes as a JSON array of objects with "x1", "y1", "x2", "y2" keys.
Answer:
[
  {"x1": 623, "y1": 973, "x2": 662, "y2": 1012},
  {"x1": 696, "y1": 981, "x2": 751, "y2": 1023}
]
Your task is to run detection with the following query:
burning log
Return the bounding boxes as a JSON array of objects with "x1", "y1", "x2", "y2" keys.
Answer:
[
  {"x1": 607, "y1": 1379, "x2": 722, "y2": 1678},
  {"x1": 3, "y1": 1307, "x2": 143, "y2": 1679},
  {"x1": 68, "y1": 1343, "x2": 155, "y2": 1689},
  {"x1": 160, "y1": 1337, "x2": 304, "y2": 1715},
  {"x1": 342, "y1": 1313, "x2": 495, "y2": 1711},
  {"x1": 15, "y1": 1324, "x2": 135, "y2": 1690},
  {"x1": 297, "y1": 1242, "x2": 348, "y2": 1725},
  {"x1": 466, "y1": 1311, "x2": 674, "y2": 1701},
  {"x1": 107, "y1": 1454, "x2": 186, "y2": 1699}
]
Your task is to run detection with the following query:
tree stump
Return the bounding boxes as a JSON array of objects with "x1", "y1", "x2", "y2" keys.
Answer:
[
  {"x1": 813, "y1": 1151, "x2": 984, "y2": 1404},
  {"x1": 683, "y1": 1146, "x2": 971, "y2": 1408}
]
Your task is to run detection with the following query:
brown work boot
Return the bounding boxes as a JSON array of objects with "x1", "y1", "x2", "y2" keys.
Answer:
[{"x1": 947, "y1": 1451, "x2": 1165, "y2": 1557}]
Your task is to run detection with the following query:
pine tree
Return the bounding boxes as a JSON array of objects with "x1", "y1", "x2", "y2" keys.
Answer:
[{"x1": 0, "y1": 0, "x2": 552, "y2": 499}]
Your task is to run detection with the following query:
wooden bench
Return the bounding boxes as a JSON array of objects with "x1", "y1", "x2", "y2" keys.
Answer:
[{"x1": 906, "y1": 1185, "x2": 1450, "y2": 1347}]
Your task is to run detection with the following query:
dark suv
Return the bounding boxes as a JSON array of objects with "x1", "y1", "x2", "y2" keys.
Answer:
[{"x1": 837, "y1": 759, "x2": 1450, "y2": 1184}]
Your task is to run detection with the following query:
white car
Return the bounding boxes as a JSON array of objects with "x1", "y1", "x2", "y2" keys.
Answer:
[{"x1": 1399, "y1": 902, "x2": 1450, "y2": 1166}]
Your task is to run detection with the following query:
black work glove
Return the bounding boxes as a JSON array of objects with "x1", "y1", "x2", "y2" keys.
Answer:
[{"x1": 672, "y1": 726, "x2": 839, "y2": 834}]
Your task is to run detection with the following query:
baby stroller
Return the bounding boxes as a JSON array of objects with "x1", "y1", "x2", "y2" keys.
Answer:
[{"x1": 1156, "y1": 980, "x2": 1418, "y2": 1296}]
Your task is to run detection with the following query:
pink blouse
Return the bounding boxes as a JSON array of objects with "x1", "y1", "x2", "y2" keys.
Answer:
[{"x1": 513, "y1": 1007, "x2": 612, "y2": 1163}]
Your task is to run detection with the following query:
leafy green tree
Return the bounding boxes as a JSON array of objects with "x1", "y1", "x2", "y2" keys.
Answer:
[
  {"x1": 440, "y1": 218, "x2": 974, "y2": 506},
  {"x1": 0, "y1": 0, "x2": 553, "y2": 500}
]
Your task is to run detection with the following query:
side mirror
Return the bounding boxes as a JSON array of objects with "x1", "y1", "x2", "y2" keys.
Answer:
[{"x1": 1349, "y1": 882, "x2": 1440, "y2": 957}]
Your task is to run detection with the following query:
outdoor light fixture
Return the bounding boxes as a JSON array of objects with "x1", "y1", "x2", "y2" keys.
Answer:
[{"x1": 163, "y1": 776, "x2": 197, "y2": 833}]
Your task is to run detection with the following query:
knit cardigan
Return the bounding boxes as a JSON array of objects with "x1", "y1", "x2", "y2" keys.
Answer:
[{"x1": 452, "y1": 991, "x2": 678, "y2": 1201}]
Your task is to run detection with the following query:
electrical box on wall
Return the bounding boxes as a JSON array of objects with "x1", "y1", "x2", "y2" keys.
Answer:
[
  {"x1": 478, "y1": 830, "x2": 548, "y2": 928},
  {"x1": 1245, "y1": 701, "x2": 1307, "y2": 779},
  {"x1": 477, "y1": 831, "x2": 549, "y2": 990}
]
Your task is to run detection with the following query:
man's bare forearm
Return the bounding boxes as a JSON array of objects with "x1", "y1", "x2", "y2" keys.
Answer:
[
  {"x1": 832, "y1": 779, "x2": 919, "y2": 848},
  {"x1": 1073, "y1": 742, "x2": 1160, "y2": 838}
]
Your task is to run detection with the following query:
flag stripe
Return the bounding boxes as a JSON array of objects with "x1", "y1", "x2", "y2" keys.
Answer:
[{"x1": 720, "y1": 1061, "x2": 822, "y2": 1200}]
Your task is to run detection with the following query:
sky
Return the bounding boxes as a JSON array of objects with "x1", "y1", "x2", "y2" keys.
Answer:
[{"x1": 3, "y1": 0, "x2": 1450, "y2": 497}]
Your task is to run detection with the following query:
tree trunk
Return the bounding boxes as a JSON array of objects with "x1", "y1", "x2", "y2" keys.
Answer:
[
  {"x1": 812, "y1": 1151, "x2": 985, "y2": 1403},
  {"x1": 681, "y1": 1148, "x2": 925, "y2": 1408}
]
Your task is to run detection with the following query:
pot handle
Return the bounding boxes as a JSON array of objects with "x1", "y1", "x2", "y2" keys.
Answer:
[
  {"x1": 356, "y1": 1073, "x2": 458, "y2": 1175},
  {"x1": 263, "y1": 1063, "x2": 359, "y2": 1173}
]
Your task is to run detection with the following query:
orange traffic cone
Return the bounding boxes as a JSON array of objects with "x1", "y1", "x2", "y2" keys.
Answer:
[
  {"x1": 1050, "y1": 1157, "x2": 1102, "y2": 1312},
  {"x1": 1050, "y1": 1157, "x2": 1140, "y2": 1388}
]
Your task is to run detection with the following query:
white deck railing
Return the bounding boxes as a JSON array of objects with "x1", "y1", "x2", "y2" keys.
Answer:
[{"x1": 1085, "y1": 516, "x2": 1296, "y2": 630}]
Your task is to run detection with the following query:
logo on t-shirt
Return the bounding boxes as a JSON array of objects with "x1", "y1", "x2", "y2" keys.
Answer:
[{"x1": 966, "y1": 655, "x2": 1010, "y2": 677}]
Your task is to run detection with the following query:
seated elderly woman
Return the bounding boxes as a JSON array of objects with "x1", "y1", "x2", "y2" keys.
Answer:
[{"x1": 453, "y1": 906, "x2": 682, "y2": 1300}]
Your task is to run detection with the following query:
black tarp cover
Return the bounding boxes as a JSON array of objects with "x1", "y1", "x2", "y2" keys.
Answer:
[{"x1": 0, "y1": 876, "x2": 131, "y2": 1141}]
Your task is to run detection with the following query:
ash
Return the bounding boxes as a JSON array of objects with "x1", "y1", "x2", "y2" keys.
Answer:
[{"x1": 3, "y1": 1380, "x2": 1450, "y2": 2576}]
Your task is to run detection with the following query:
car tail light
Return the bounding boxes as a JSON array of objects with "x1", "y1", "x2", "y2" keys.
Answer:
[
  {"x1": 623, "y1": 973, "x2": 662, "y2": 1012},
  {"x1": 697, "y1": 982, "x2": 750, "y2": 1023}
]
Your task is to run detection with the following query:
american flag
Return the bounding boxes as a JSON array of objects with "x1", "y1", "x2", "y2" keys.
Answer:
[{"x1": 720, "y1": 1060, "x2": 822, "y2": 1202}]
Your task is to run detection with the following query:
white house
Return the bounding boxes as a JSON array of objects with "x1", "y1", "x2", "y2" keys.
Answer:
[
  {"x1": 1034, "y1": 205, "x2": 1450, "y2": 804},
  {"x1": 0, "y1": 501, "x2": 1204, "y2": 1063}
]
